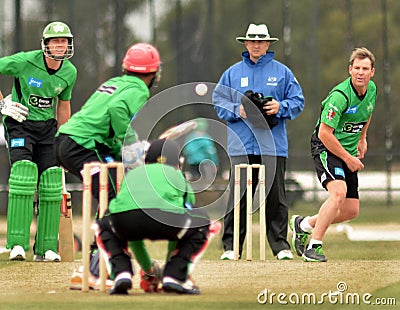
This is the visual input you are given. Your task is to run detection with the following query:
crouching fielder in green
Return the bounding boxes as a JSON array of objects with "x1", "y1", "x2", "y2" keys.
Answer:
[{"x1": 96, "y1": 139, "x2": 218, "y2": 295}]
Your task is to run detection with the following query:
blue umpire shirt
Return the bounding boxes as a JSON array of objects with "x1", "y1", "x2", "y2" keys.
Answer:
[{"x1": 213, "y1": 51, "x2": 304, "y2": 157}]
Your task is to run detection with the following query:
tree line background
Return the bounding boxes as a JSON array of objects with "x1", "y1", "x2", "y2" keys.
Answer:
[{"x1": 0, "y1": 0, "x2": 398, "y2": 175}]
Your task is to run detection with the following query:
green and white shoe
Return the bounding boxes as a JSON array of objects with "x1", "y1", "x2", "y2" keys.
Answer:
[
  {"x1": 302, "y1": 245, "x2": 327, "y2": 262},
  {"x1": 289, "y1": 215, "x2": 310, "y2": 256}
]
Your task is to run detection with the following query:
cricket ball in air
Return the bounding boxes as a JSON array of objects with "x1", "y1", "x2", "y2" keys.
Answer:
[{"x1": 195, "y1": 83, "x2": 208, "y2": 96}]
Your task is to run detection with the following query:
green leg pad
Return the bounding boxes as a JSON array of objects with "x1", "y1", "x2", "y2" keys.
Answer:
[
  {"x1": 35, "y1": 167, "x2": 63, "y2": 255},
  {"x1": 6, "y1": 160, "x2": 38, "y2": 251},
  {"x1": 129, "y1": 240, "x2": 152, "y2": 271}
]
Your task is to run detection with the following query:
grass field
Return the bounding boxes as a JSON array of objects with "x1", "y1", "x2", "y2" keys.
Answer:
[{"x1": 0, "y1": 201, "x2": 399, "y2": 309}]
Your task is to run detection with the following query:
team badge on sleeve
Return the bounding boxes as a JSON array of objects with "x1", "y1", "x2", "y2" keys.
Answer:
[{"x1": 326, "y1": 108, "x2": 336, "y2": 120}]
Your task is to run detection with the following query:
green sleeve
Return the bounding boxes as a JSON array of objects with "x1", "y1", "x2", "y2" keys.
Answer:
[
  {"x1": 109, "y1": 89, "x2": 148, "y2": 157},
  {"x1": 186, "y1": 183, "x2": 196, "y2": 205},
  {"x1": 128, "y1": 240, "x2": 152, "y2": 271},
  {"x1": 0, "y1": 52, "x2": 26, "y2": 76},
  {"x1": 320, "y1": 91, "x2": 348, "y2": 130}
]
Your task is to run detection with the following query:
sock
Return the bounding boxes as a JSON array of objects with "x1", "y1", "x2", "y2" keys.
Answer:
[
  {"x1": 300, "y1": 216, "x2": 313, "y2": 233},
  {"x1": 308, "y1": 239, "x2": 322, "y2": 250}
]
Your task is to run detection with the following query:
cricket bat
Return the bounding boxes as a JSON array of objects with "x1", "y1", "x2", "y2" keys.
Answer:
[
  {"x1": 58, "y1": 168, "x2": 75, "y2": 262},
  {"x1": 158, "y1": 120, "x2": 197, "y2": 140}
]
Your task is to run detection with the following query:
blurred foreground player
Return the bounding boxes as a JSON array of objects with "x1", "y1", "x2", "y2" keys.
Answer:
[{"x1": 96, "y1": 139, "x2": 220, "y2": 295}]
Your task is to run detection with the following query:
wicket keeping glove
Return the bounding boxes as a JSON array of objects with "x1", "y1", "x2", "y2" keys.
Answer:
[
  {"x1": 0, "y1": 95, "x2": 29, "y2": 123},
  {"x1": 241, "y1": 90, "x2": 278, "y2": 129},
  {"x1": 122, "y1": 140, "x2": 150, "y2": 171}
]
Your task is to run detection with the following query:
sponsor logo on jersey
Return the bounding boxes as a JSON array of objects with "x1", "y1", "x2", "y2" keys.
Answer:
[
  {"x1": 28, "y1": 95, "x2": 53, "y2": 108},
  {"x1": 326, "y1": 108, "x2": 336, "y2": 120},
  {"x1": 327, "y1": 102, "x2": 339, "y2": 111},
  {"x1": 345, "y1": 106, "x2": 358, "y2": 114},
  {"x1": 342, "y1": 121, "x2": 366, "y2": 134},
  {"x1": 10, "y1": 138, "x2": 25, "y2": 147},
  {"x1": 266, "y1": 76, "x2": 278, "y2": 86},
  {"x1": 28, "y1": 77, "x2": 43, "y2": 88},
  {"x1": 97, "y1": 84, "x2": 117, "y2": 95}
]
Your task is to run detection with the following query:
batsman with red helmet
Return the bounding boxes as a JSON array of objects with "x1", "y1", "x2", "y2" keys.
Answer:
[
  {"x1": 54, "y1": 43, "x2": 161, "y2": 287},
  {"x1": 55, "y1": 42, "x2": 161, "y2": 204}
]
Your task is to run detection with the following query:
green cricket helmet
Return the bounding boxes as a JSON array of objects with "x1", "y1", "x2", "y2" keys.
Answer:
[{"x1": 41, "y1": 21, "x2": 74, "y2": 60}]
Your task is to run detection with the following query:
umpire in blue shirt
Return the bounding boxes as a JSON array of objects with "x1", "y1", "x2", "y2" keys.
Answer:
[{"x1": 213, "y1": 23, "x2": 305, "y2": 260}]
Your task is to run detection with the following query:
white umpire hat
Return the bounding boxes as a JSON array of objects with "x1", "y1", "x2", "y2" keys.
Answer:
[{"x1": 236, "y1": 23, "x2": 279, "y2": 44}]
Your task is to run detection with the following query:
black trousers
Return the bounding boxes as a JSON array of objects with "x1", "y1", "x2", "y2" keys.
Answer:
[
  {"x1": 54, "y1": 134, "x2": 118, "y2": 204},
  {"x1": 4, "y1": 118, "x2": 58, "y2": 175},
  {"x1": 98, "y1": 208, "x2": 210, "y2": 282},
  {"x1": 221, "y1": 155, "x2": 290, "y2": 256}
]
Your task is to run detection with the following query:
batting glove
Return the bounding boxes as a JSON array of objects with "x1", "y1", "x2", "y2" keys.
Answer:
[{"x1": 0, "y1": 95, "x2": 29, "y2": 122}]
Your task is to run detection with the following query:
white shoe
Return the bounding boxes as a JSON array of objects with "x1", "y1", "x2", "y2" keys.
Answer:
[
  {"x1": 34, "y1": 250, "x2": 61, "y2": 262},
  {"x1": 109, "y1": 272, "x2": 132, "y2": 295},
  {"x1": 220, "y1": 250, "x2": 235, "y2": 260},
  {"x1": 162, "y1": 276, "x2": 200, "y2": 295},
  {"x1": 276, "y1": 249, "x2": 294, "y2": 260},
  {"x1": 9, "y1": 245, "x2": 26, "y2": 261},
  {"x1": 69, "y1": 265, "x2": 114, "y2": 290}
]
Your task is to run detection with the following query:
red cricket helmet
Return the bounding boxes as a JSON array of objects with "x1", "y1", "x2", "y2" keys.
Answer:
[{"x1": 122, "y1": 43, "x2": 161, "y2": 74}]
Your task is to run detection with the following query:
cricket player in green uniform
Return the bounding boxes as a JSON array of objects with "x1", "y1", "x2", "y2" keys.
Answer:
[
  {"x1": 55, "y1": 42, "x2": 161, "y2": 204},
  {"x1": 55, "y1": 43, "x2": 161, "y2": 288},
  {"x1": 290, "y1": 47, "x2": 377, "y2": 262},
  {"x1": 0, "y1": 21, "x2": 77, "y2": 261},
  {"x1": 95, "y1": 139, "x2": 214, "y2": 295}
]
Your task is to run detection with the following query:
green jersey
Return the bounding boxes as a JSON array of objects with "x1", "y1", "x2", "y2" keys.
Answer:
[
  {"x1": 57, "y1": 75, "x2": 149, "y2": 159},
  {"x1": 0, "y1": 50, "x2": 77, "y2": 121},
  {"x1": 109, "y1": 163, "x2": 195, "y2": 214},
  {"x1": 311, "y1": 77, "x2": 377, "y2": 157}
]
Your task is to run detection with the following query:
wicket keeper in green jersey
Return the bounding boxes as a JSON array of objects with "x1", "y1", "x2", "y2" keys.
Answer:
[
  {"x1": 290, "y1": 47, "x2": 377, "y2": 262},
  {"x1": 96, "y1": 139, "x2": 213, "y2": 295},
  {"x1": 0, "y1": 21, "x2": 77, "y2": 262}
]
